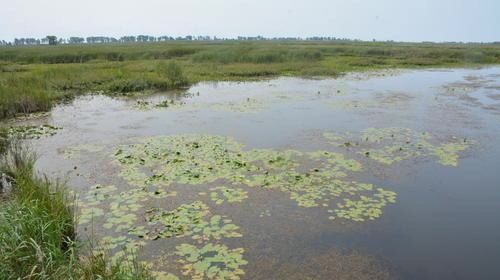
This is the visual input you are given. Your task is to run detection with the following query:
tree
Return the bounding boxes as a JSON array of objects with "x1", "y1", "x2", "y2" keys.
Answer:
[
  {"x1": 46, "y1": 35, "x2": 57, "y2": 45},
  {"x1": 68, "y1": 37, "x2": 85, "y2": 44}
]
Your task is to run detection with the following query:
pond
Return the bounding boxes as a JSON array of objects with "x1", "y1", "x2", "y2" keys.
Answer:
[{"x1": 12, "y1": 67, "x2": 500, "y2": 279}]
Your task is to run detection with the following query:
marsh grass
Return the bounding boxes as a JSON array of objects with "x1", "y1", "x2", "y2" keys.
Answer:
[
  {"x1": 0, "y1": 143, "x2": 75, "y2": 279},
  {"x1": 0, "y1": 142, "x2": 152, "y2": 279},
  {"x1": 0, "y1": 41, "x2": 499, "y2": 120}
]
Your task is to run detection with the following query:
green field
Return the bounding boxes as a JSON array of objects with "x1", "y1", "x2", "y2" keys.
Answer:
[{"x1": 1, "y1": 41, "x2": 499, "y2": 120}]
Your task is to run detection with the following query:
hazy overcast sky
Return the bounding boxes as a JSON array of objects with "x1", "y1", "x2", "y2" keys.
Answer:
[{"x1": 1, "y1": 0, "x2": 498, "y2": 42}]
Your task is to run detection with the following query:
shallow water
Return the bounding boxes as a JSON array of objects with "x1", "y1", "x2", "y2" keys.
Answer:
[{"x1": 13, "y1": 67, "x2": 500, "y2": 279}]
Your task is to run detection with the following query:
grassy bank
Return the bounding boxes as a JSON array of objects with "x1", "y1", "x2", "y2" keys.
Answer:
[
  {"x1": 0, "y1": 141, "x2": 152, "y2": 279},
  {"x1": 1, "y1": 41, "x2": 500, "y2": 119}
]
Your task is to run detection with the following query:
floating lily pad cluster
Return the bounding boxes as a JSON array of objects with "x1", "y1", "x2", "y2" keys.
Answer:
[
  {"x1": 334, "y1": 188, "x2": 397, "y2": 222},
  {"x1": 210, "y1": 98, "x2": 266, "y2": 113},
  {"x1": 134, "y1": 201, "x2": 242, "y2": 242},
  {"x1": 7, "y1": 124, "x2": 61, "y2": 139},
  {"x1": 75, "y1": 133, "x2": 407, "y2": 279},
  {"x1": 112, "y1": 134, "x2": 396, "y2": 221},
  {"x1": 62, "y1": 144, "x2": 104, "y2": 159},
  {"x1": 324, "y1": 127, "x2": 472, "y2": 166},
  {"x1": 329, "y1": 93, "x2": 413, "y2": 111},
  {"x1": 176, "y1": 243, "x2": 247, "y2": 280},
  {"x1": 329, "y1": 99, "x2": 373, "y2": 110},
  {"x1": 209, "y1": 186, "x2": 248, "y2": 205},
  {"x1": 77, "y1": 182, "x2": 246, "y2": 279},
  {"x1": 133, "y1": 93, "x2": 306, "y2": 114},
  {"x1": 134, "y1": 99, "x2": 200, "y2": 111}
]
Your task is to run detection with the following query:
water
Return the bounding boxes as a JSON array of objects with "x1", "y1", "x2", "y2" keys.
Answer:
[{"x1": 14, "y1": 67, "x2": 500, "y2": 279}]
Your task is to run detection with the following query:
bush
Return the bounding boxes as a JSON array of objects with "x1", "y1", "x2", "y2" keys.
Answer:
[{"x1": 156, "y1": 61, "x2": 187, "y2": 87}]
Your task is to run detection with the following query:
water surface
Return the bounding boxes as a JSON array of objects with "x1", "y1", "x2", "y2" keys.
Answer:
[{"x1": 14, "y1": 67, "x2": 500, "y2": 280}]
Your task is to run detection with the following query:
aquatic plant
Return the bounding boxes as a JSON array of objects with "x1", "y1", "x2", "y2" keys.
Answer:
[
  {"x1": 176, "y1": 243, "x2": 247, "y2": 280},
  {"x1": 72, "y1": 133, "x2": 401, "y2": 277},
  {"x1": 1, "y1": 41, "x2": 499, "y2": 120},
  {"x1": 138, "y1": 201, "x2": 242, "y2": 242},
  {"x1": 209, "y1": 98, "x2": 266, "y2": 113},
  {"x1": 151, "y1": 271, "x2": 179, "y2": 280},
  {"x1": 112, "y1": 134, "x2": 396, "y2": 222},
  {"x1": 323, "y1": 128, "x2": 473, "y2": 166},
  {"x1": 62, "y1": 144, "x2": 104, "y2": 159},
  {"x1": 7, "y1": 124, "x2": 61, "y2": 139},
  {"x1": 113, "y1": 135, "x2": 248, "y2": 188},
  {"x1": 432, "y1": 142, "x2": 470, "y2": 166},
  {"x1": 209, "y1": 186, "x2": 248, "y2": 205},
  {"x1": 334, "y1": 188, "x2": 397, "y2": 222},
  {"x1": 133, "y1": 99, "x2": 199, "y2": 111},
  {"x1": 259, "y1": 209, "x2": 271, "y2": 218},
  {"x1": 0, "y1": 144, "x2": 151, "y2": 280}
]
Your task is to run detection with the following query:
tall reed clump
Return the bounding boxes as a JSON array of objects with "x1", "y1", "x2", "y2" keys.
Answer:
[
  {"x1": 156, "y1": 60, "x2": 188, "y2": 87},
  {"x1": 0, "y1": 73, "x2": 54, "y2": 119},
  {"x1": 0, "y1": 143, "x2": 75, "y2": 279},
  {"x1": 0, "y1": 142, "x2": 152, "y2": 279}
]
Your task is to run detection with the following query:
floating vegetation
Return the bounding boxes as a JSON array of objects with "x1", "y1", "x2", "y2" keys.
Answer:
[
  {"x1": 133, "y1": 99, "x2": 200, "y2": 111},
  {"x1": 176, "y1": 243, "x2": 247, "y2": 280},
  {"x1": 62, "y1": 143, "x2": 104, "y2": 159},
  {"x1": 77, "y1": 184, "x2": 168, "y2": 232},
  {"x1": 432, "y1": 142, "x2": 470, "y2": 166},
  {"x1": 152, "y1": 271, "x2": 179, "y2": 280},
  {"x1": 134, "y1": 100, "x2": 152, "y2": 110},
  {"x1": 7, "y1": 124, "x2": 61, "y2": 139},
  {"x1": 259, "y1": 209, "x2": 271, "y2": 218},
  {"x1": 209, "y1": 98, "x2": 266, "y2": 113},
  {"x1": 334, "y1": 188, "x2": 397, "y2": 222},
  {"x1": 112, "y1": 134, "x2": 396, "y2": 222},
  {"x1": 323, "y1": 128, "x2": 473, "y2": 166},
  {"x1": 77, "y1": 184, "x2": 239, "y2": 277},
  {"x1": 329, "y1": 99, "x2": 371, "y2": 110},
  {"x1": 113, "y1": 135, "x2": 247, "y2": 188},
  {"x1": 329, "y1": 93, "x2": 414, "y2": 112},
  {"x1": 75, "y1": 133, "x2": 402, "y2": 277},
  {"x1": 209, "y1": 186, "x2": 248, "y2": 205},
  {"x1": 137, "y1": 201, "x2": 242, "y2": 241}
]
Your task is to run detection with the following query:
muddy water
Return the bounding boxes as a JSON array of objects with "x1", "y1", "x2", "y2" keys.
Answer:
[{"x1": 14, "y1": 67, "x2": 500, "y2": 279}]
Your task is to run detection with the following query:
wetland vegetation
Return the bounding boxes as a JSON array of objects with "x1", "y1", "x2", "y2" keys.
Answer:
[
  {"x1": 0, "y1": 143, "x2": 154, "y2": 279},
  {"x1": 0, "y1": 39, "x2": 499, "y2": 280},
  {"x1": 1, "y1": 41, "x2": 499, "y2": 119}
]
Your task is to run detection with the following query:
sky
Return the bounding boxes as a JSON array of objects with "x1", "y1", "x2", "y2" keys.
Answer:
[{"x1": 0, "y1": 0, "x2": 499, "y2": 42}]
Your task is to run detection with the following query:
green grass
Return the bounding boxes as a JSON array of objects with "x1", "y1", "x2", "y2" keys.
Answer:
[
  {"x1": 0, "y1": 143, "x2": 153, "y2": 279},
  {"x1": 0, "y1": 40, "x2": 499, "y2": 119}
]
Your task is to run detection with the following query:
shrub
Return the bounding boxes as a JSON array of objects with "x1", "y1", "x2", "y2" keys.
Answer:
[{"x1": 156, "y1": 61, "x2": 187, "y2": 87}]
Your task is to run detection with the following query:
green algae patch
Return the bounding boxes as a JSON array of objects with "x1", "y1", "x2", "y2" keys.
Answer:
[
  {"x1": 7, "y1": 124, "x2": 61, "y2": 139},
  {"x1": 323, "y1": 128, "x2": 473, "y2": 167},
  {"x1": 209, "y1": 186, "x2": 248, "y2": 205},
  {"x1": 176, "y1": 243, "x2": 247, "y2": 280}
]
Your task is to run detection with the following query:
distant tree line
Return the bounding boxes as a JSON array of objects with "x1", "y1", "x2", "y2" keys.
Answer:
[
  {"x1": 0, "y1": 35, "x2": 495, "y2": 46},
  {"x1": 2, "y1": 35, "x2": 214, "y2": 46},
  {"x1": 1, "y1": 35, "x2": 362, "y2": 46}
]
